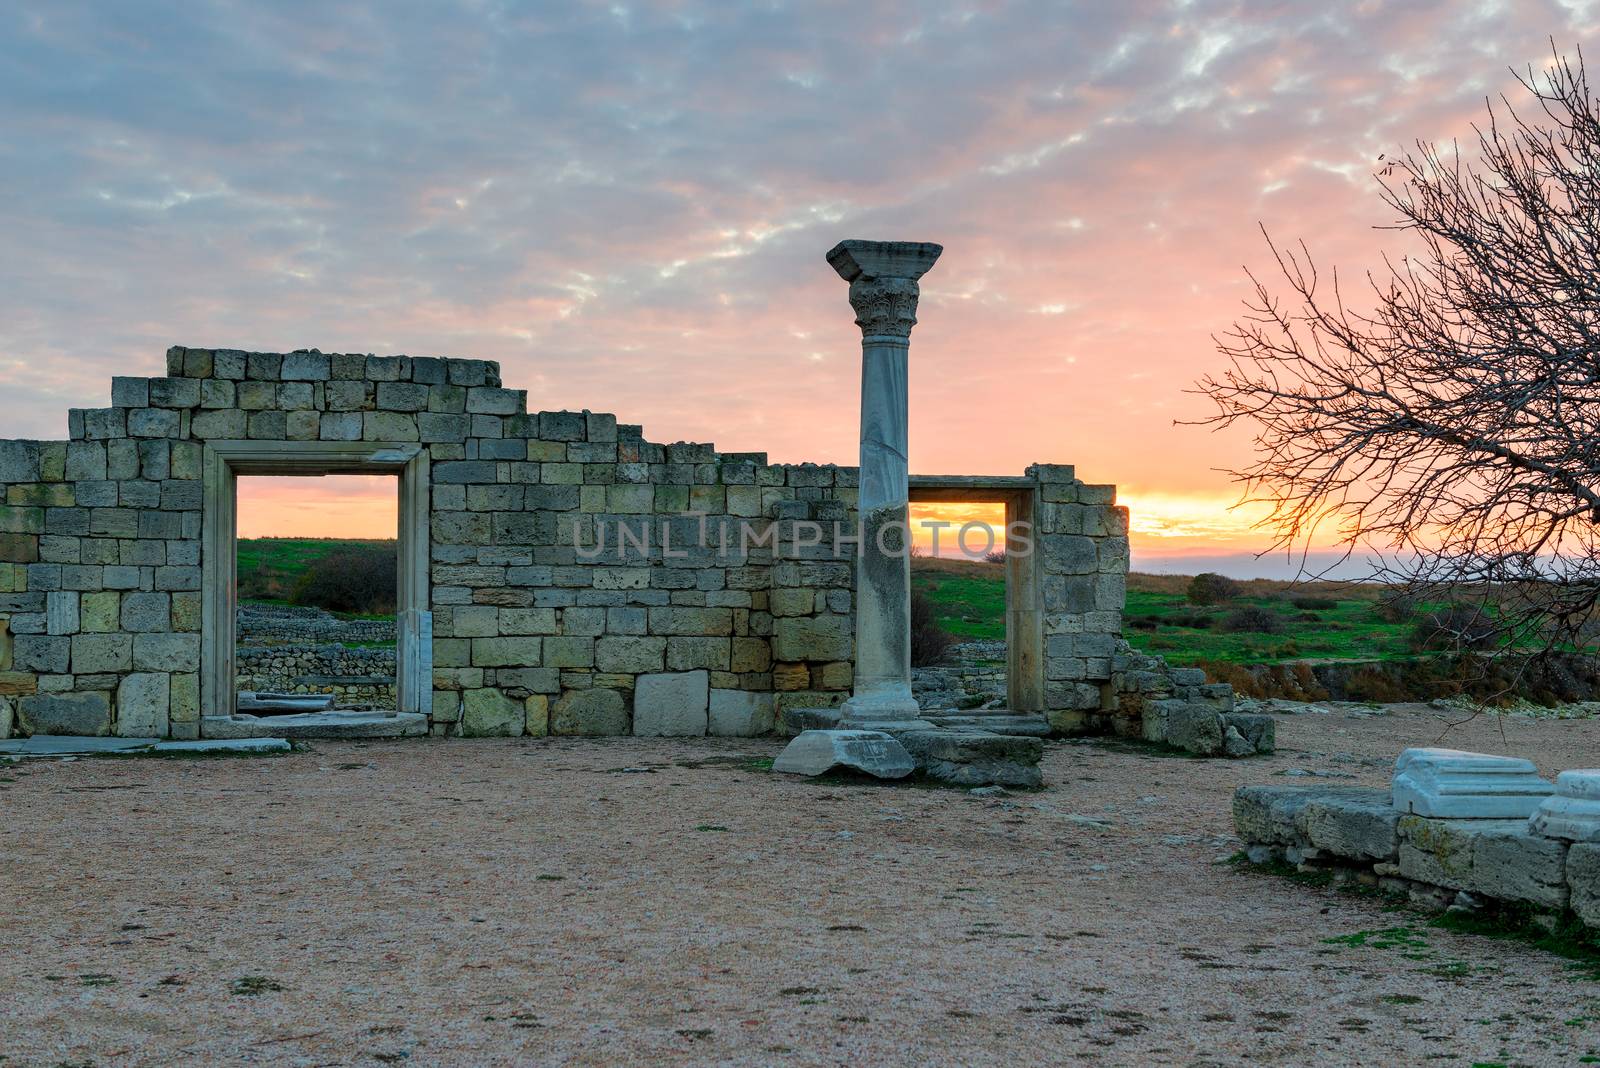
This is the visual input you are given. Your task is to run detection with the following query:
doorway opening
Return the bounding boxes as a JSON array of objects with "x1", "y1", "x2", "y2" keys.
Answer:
[
  {"x1": 200, "y1": 441, "x2": 431, "y2": 735},
  {"x1": 236, "y1": 473, "x2": 400, "y2": 714},
  {"x1": 908, "y1": 477, "x2": 1042, "y2": 713}
]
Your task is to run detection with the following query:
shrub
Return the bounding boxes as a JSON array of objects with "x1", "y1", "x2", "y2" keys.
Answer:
[
  {"x1": 291, "y1": 546, "x2": 397, "y2": 615},
  {"x1": 1291, "y1": 596, "x2": 1338, "y2": 611},
  {"x1": 1220, "y1": 604, "x2": 1285, "y2": 634},
  {"x1": 982, "y1": 549, "x2": 1006, "y2": 565},
  {"x1": 910, "y1": 589, "x2": 955, "y2": 667},
  {"x1": 1411, "y1": 602, "x2": 1499, "y2": 652},
  {"x1": 1375, "y1": 591, "x2": 1422, "y2": 623},
  {"x1": 1168, "y1": 610, "x2": 1215, "y2": 629},
  {"x1": 1187, "y1": 572, "x2": 1242, "y2": 606}
]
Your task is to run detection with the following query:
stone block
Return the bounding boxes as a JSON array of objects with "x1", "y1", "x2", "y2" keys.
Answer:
[
  {"x1": 46, "y1": 591, "x2": 78, "y2": 635},
  {"x1": 19, "y1": 691, "x2": 111, "y2": 735},
  {"x1": 1528, "y1": 770, "x2": 1600, "y2": 842},
  {"x1": 898, "y1": 729, "x2": 1044, "y2": 788},
  {"x1": 364, "y1": 412, "x2": 419, "y2": 442},
  {"x1": 116, "y1": 672, "x2": 170, "y2": 737},
  {"x1": 550, "y1": 688, "x2": 628, "y2": 736},
  {"x1": 1570, "y1": 843, "x2": 1600, "y2": 928},
  {"x1": 120, "y1": 590, "x2": 171, "y2": 632},
  {"x1": 131, "y1": 632, "x2": 198, "y2": 672},
  {"x1": 708, "y1": 689, "x2": 774, "y2": 736},
  {"x1": 1165, "y1": 701, "x2": 1222, "y2": 755},
  {"x1": 281, "y1": 352, "x2": 331, "y2": 380},
  {"x1": 1470, "y1": 826, "x2": 1568, "y2": 908},
  {"x1": 525, "y1": 694, "x2": 550, "y2": 737},
  {"x1": 1232, "y1": 784, "x2": 1383, "y2": 847},
  {"x1": 772, "y1": 729, "x2": 915, "y2": 779},
  {"x1": 1299, "y1": 789, "x2": 1400, "y2": 861},
  {"x1": 595, "y1": 636, "x2": 665, "y2": 673},
  {"x1": 461, "y1": 688, "x2": 525, "y2": 737},
  {"x1": 1222, "y1": 711, "x2": 1274, "y2": 753},
  {"x1": 1392, "y1": 748, "x2": 1553, "y2": 818},
  {"x1": 1397, "y1": 814, "x2": 1484, "y2": 889},
  {"x1": 633, "y1": 670, "x2": 709, "y2": 736},
  {"x1": 470, "y1": 637, "x2": 542, "y2": 668},
  {"x1": 15, "y1": 634, "x2": 69, "y2": 673},
  {"x1": 543, "y1": 636, "x2": 594, "y2": 668},
  {"x1": 772, "y1": 615, "x2": 851, "y2": 662}
]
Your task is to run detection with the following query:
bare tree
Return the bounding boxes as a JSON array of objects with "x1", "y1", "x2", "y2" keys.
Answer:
[{"x1": 1196, "y1": 46, "x2": 1600, "y2": 655}]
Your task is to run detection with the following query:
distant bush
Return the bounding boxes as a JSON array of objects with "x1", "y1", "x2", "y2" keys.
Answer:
[
  {"x1": 1410, "y1": 602, "x2": 1498, "y2": 652},
  {"x1": 1187, "y1": 572, "x2": 1242, "y2": 606},
  {"x1": 1168, "y1": 610, "x2": 1215, "y2": 630},
  {"x1": 982, "y1": 549, "x2": 1006, "y2": 565},
  {"x1": 910, "y1": 589, "x2": 955, "y2": 667},
  {"x1": 1220, "y1": 604, "x2": 1285, "y2": 634},
  {"x1": 1291, "y1": 596, "x2": 1338, "y2": 611},
  {"x1": 1375, "y1": 592, "x2": 1423, "y2": 624},
  {"x1": 291, "y1": 546, "x2": 397, "y2": 615}
]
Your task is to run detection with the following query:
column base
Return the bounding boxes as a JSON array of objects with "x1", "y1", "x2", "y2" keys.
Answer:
[{"x1": 838, "y1": 682, "x2": 922, "y2": 727}]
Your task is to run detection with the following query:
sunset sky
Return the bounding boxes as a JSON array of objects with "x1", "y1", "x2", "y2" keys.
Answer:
[{"x1": 4, "y1": 1, "x2": 1594, "y2": 575}]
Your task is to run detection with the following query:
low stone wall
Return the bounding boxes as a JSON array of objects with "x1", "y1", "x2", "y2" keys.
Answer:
[
  {"x1": 237, "y1": 603, "x2": 395, "y2": 646},
  {"x1": 1113, "y1": 641, "x2": 1270, "y2": 756},
  {"x1": 912, "y1": 640, "x2": 1005, "y2": 711},
  {"x1": 236, "y1": 644, "x2": 396, "y2": 708},
  {"x1": 1234, "y1": 784, "x2": 1600, "y2": 922}
]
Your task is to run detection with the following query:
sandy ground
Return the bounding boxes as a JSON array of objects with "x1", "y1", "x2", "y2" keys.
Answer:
[{"x1": 3, "y1": 705, "x2": 1600, "y2": 1066}]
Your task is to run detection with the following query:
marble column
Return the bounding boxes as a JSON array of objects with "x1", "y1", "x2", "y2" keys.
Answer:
[{"x1": 826, "y1": 239, "x2": 942, "y2": 725}]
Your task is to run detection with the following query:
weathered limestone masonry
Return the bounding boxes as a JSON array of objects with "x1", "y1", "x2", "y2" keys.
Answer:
[
  {"x1": 0, "y1": 344, "x2": 1139, "y2": 742},
  {"x1": 236, "y1": 645, "x2": 396, "y2": 708},
  {"x1": 1235, "y1": 758, "x2": 1600, "y2": 924}
]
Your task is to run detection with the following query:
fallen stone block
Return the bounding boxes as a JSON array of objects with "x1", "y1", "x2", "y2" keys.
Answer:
[
  {"x1": 898, "y1": 728, "x2": 1043, "y2": 788},
  {"x1": 1222, "y1": 712, "x2": 1275, "y2": 754},
  {"x1": 1165, "y1": 701, "x2": 1222, "y2": 755},
  {"x1": 1528, "y1": 769, "x2": 1600, "y2": 842},
  {"x1": 772, "y1": 729, "x2": 915, "y2": 780},
  {"x1": 1392, "y1": 747, "x2": 1553, "y2": 818},
  {"x1": 1233, "y1": 784, "x2": 1381, "y2": 847},
  {"x1": 1299, "y1": 788, "x2": 1400, "y2": 862}
]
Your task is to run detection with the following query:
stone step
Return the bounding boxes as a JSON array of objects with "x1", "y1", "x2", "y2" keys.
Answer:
[
  {"x1": 202, "y1": 711, "x2": 428, "y2": 740},
  {"x1": 923, "y1": 713, "x2": 1051, "y2": 738}
]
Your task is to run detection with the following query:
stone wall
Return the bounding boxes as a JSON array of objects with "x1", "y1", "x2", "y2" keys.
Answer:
[
  {"x1": 236, "y1": 644, "x2": 395, "y2": 707},
  {"x1": 0, "y1": 346, "x2": 1130, "y2": 741},
  {"x1": 1235, "y1": 784, "x2": 1600, "y2": 923},
  {"x1": 238, "y1": 603, "x2": 395, "y2": 645}
]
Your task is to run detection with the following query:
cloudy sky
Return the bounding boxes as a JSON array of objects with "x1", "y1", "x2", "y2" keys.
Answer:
[{"x1": 4, "y1": 0, "x2": 1595, "y2": 573}]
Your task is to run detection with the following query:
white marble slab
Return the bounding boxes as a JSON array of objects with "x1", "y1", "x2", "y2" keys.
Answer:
[
  {"x1": 1528, "y1": 769, "x2": 1600, "y2": 841},
  {"x1": 1391, "y1": 747, "x2": 1553, "y2": 818}
]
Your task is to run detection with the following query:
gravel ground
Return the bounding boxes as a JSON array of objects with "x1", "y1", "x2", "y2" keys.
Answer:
[{"x1": 4, "y1": 704, "x2": 1600, "y2": 1066}]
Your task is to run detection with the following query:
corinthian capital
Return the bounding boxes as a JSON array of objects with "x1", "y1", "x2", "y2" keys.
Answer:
[{"x1": 826, "y1": 239, "x2": 943, "y2": 340}]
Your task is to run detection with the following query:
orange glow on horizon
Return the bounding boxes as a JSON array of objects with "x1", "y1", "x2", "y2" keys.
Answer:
[{"x1": 236, "y1": 475, "x2": 398, "y2": 540}]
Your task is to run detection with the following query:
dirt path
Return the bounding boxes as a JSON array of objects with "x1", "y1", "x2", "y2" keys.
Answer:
[{"x1": 3, "y1": 705, "x2": 1599, "y2": 1066}]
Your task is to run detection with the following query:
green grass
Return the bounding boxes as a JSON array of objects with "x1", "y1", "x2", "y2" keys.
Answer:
[
  {"x1": 910, "y1": 557, "x2": 1416, "y2": 665},
  {"x1": 1123, "y1": 587, "x2": 1418, "y2": 666},
  {"x1": 236, "y1": 537, "x2": 396, "y2": 607},
  {"x1": 912, "y1": 561, "x2": 1007, "y2": 641}
]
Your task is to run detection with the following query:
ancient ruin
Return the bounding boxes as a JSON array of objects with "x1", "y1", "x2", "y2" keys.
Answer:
[{"x1": 0, "y1": 240, "x2": 1267, "y2": 778}]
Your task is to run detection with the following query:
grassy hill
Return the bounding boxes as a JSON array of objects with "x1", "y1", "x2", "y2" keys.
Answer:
[
  {"x1": 237, "y1": 537, "x2": 396, "y2": 607},
  {"x1": 911, "y1": 556, "x2": 1417, "y2": 665}
]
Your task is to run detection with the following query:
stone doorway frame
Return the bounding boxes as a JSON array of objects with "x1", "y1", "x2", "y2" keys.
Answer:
[
  {"x1": 200, "y1": 440, "x2": 431, "y2": 728},
  {"x1": 907, "y1": 475, "x2": 1043, "y2": 712}
]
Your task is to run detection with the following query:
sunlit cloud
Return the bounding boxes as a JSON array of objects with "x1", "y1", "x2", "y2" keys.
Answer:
[{"x1": 2, "y1": 0, "x2": 1595, "y2": 554}]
